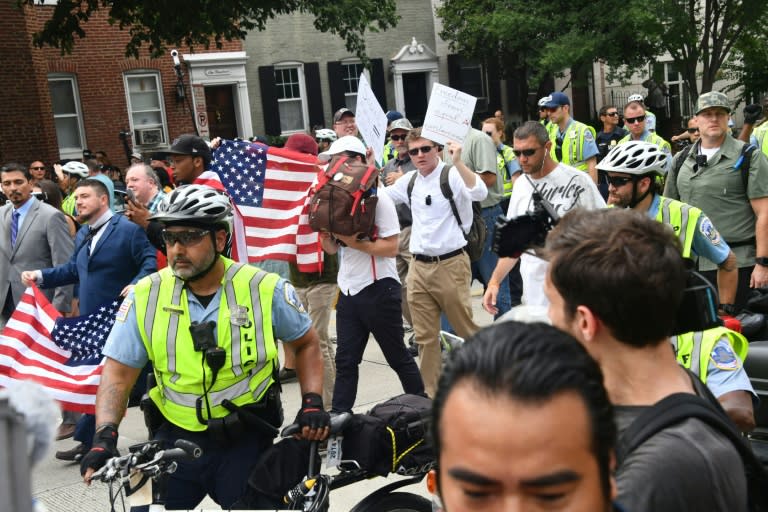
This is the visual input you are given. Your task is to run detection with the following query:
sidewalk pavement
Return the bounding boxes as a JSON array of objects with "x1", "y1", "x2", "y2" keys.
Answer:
[{"x1": 32, "y1": 284, "x2": 493, "y2": 511}]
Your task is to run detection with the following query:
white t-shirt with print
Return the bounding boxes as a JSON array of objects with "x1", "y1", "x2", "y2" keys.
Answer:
[
  {"x1": 336, "y1": 191, "x2": 401, "y2": 296},
  {"x1": 506, "y1": 164, "x2": 606, "y2": 306}
]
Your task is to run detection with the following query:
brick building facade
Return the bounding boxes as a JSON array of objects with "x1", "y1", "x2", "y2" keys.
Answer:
[{"x1": 0, "y1": 2, "x2": 242, "y2": 169}]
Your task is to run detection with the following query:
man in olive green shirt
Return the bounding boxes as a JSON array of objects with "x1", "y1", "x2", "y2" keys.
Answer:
[{"x1": 664, "y1": 91, "x2": 768, "y2": 309}]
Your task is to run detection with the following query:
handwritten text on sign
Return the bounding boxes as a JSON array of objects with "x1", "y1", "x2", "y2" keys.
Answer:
[{"x1": 421, "y1": 83, "x2": 477, "y2": 145}]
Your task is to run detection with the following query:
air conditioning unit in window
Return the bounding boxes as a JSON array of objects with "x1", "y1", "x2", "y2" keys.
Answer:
[{"x1": 135, "y1": 128, "x2": 164, "y2": 146}]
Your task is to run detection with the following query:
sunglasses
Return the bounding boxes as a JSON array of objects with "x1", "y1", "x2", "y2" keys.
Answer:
[
  {"x1": 408, "y1": 145, "x2": 435, "y2": 156},
  {"x1": 484, "y1": 131, "x2": 494, "y2": 137},
  {"x1": 625, "y1": 115, "x2": 646, "y2": 125},
  {"x1": 30, "y1": 166, "x2": 46, "y2": 170},
  {"x1": 389, "y1": 134, "x2": 407, "y2": 142},
  {"x1": 545, "y1": 106, "x2": 561, "y2": 113},
  {"x1": 316, "y1": 138, "x2": 332, "y2": 144},
  {"x1": 512, "y1": 148, "x2": 539, "y2": 157},
  {"x1": 687, "y1": 128, "x2": 699, "y2": 134},
  {"x1": 606, "y1": 176, "x2": 634, "y2": 188},
  {"x1": 604, "y1": 112, "x2": 619, "y2": 117},
  {"x1": 161, "y1": 229, "x2": 210, "y2": 247},
  {"x1": 32, "y1": 191, "x2": 48, "y2": 201}
]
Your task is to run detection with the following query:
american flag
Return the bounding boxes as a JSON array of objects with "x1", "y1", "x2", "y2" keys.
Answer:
[
  {"x1": 0, "y1": 286, "x2": 120, "y2": 414},
  {"x1": 211, "y1": 139, "x2": 323, "y2": 273}
]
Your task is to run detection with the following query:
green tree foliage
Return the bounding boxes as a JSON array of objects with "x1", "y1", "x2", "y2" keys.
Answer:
[
  {"x1": 438, "y1": 0, "x2": 768, "y2": 102},
  {"x1": 19, "y1": 0, "x2": 399, "y2": 61}
]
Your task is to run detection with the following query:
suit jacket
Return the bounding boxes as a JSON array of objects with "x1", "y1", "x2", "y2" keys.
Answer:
[
  {"x1": 0, "y1": 198, "x2": 74, "y2": 312},
  {"x1": 41, "y1": 213, "x2": 156, "y2": 315}
]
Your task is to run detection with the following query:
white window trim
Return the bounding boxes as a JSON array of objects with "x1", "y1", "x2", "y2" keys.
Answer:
[
  {"x1": 274, "y1": 62, "x2": 309, "y2": 136},
  {"x1": 48, "y1": 73, "x2": 87, "y2": 160},
  {"x1": 123, "y1": 71, "x2": 169, "y2": 147},
  {"x1": 459, "y1": 61, "x2": 488, "y2": 109}
]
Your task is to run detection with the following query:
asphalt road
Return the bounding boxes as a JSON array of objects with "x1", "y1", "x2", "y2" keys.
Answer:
[{"x1": 30, "y1": 285, "x2": 493, "y2": 511}]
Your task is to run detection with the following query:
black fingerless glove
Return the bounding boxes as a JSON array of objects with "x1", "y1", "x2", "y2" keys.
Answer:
[
  {"x1": 294, "y1": 392, "x2": 330, "y2": 430},
  {"x1": 80, "y1": 423, "x2": 120, "y2": 477},
  {"x1": 744, "y1": 104, "x2": 763, "y2": 125}
]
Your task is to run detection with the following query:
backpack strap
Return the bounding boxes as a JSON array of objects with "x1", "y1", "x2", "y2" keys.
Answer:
[
  {"x1": 439, "y1": 165, "x2": 467, "y2": 236},
  {"x1": 406, "y1": 171, "x2": 418, "y2": 206},
  {"x1": 617, "y1": 391, "x2": 768, "y2": 509},
  {"x1": 668, "y1": 143, "x2": 693, "y2": 190},
  {"x1": 736, "y1": 143, "x2": 757, "y2": 193}
]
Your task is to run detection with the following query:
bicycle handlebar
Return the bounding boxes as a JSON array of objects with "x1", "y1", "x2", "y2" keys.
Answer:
[
  {"x1": 280, "y1": 412, "x2": 352, "y2": 438},
  {"x1": 90, "y1": 439, "x2": 203, "y2": 483}
]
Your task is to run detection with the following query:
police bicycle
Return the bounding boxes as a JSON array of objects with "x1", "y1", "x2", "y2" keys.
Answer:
[{"x1": 91, "y1": 415, "x2": 432, "y2": 512}]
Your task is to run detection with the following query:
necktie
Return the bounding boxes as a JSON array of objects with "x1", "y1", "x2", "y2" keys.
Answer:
[{"x1": 10, "y1": 210, "x2": 19, "y2": 247}]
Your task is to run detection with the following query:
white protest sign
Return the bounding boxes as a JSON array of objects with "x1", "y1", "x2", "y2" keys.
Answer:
[
  {"x1": 421, "y1": 83, "x2": 477, "y2": 145},
  {"x1": 354, "y1": 73, "x2": 388, "y2": 165}
]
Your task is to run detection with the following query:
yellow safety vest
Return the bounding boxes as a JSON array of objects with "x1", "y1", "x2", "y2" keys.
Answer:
[
  {"x1": 62, "y1": 192, "x2": 76, "y2": 216},
  {"x1": 654, "y1": 196, "x2": 701, "y2": 259},
  {"x1": 671, "y1": 327, "x2": 748, "y2": 383},
  {"x1": 619, "y1": 132, "x2": 671, "y2": 154},
  {"x1": 754, "y1": 125, "x2": 768, "y2": 157},
  {"x1": 549, "y1": 120, "x2": 596, "y2": 172},
  {"x1": 497, "y1": 144, "x2": 517, "y2": 198},
  {"x1": 382, "y1": 141, "x2": 398, "y2": 165},
  {"x1": 134, "y1": 258, "x2": 279, "y2": 431}
]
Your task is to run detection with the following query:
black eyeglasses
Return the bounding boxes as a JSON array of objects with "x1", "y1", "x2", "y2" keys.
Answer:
[
  {"x1": 408, "y1": 145, "x2": 435, "y2": 156},
  {"x1": 625, "y1": 115, "x2": 646, "y2": 125},
  {"x1": 512, "y1": 148, "x2": 539, "y2": 157},
  {"x1": 605, "y1": 112, "x2": 619, "y2": 117},
  {"x1": 389, "y1": 134, "x2": 407, "y2": 142},
  {"x1": 606, "y1": 176, "x2": 634, "y2": 188},
  {"x1": 161, "y1": 229, "x2": 210, "y2": 247},
  {"x1": 316, "y1": 138, "x2": 332, "y2": 143},
  {"x1": 687, "y1": 128, "x2": 699, "y2": 134},
  {"x1": 484, "y1": 131, "x2": 494, "y2": 137},
  {"x1": 32, "y1": 191, "x2": 47, "y2": 201},
  {"x1": 30, "y1": 166, "x2": 46, "y2": 170}
]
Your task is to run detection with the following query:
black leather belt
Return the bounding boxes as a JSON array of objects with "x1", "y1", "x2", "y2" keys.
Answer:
[{"x1": 413, "y1": 248, "x2": 465, "y2": 263}]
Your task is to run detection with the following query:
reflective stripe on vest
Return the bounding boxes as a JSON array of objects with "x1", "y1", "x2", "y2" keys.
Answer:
[
  {"x1": 671, "y1": 327, "x2": 748, "y2": 383},
  {"x1": 655, "y1": 196, "x2": 700, "y2": 259},
  {"x1": 550, "y1": 121, "x2": 592, "y2": 172},
  {"x1": 134, "y1": 259, "x2": 279, "y2": 431},
  {"x1": 619, "y1": 132, "x2": 670, "y2": 153}
]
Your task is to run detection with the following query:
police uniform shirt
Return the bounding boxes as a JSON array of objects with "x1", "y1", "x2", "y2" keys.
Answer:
[
  {"x1": 646, "y1": 195, "x2": 731, "y2": 265},
  {"x1": 554, "y1": 119, "x2": 600, "y2": 162},
  {"x1": 102, "y1": 279, "x2": 312, "y2": 368},
  {"x1": 705, "y1": 338, "x2": 757, "y2": 401}
]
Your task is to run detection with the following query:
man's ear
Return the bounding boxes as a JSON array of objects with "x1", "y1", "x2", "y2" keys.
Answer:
[
  {"x1": 215, "y1": 229, "x2": 228, "y2": 253},
  {"x1": 573, "y1": 304, "x2": 600, "y2": 344}
]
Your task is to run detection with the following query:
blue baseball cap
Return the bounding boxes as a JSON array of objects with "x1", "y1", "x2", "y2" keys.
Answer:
[
  {"x1": 542, "y1": 92, "x2": 570, "y2": 108},
  {"x1": 386, "y1": 111, "x2": 404, "y2": 124}
]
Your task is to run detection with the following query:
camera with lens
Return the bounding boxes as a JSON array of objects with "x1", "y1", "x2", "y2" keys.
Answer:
[{"x1": 492, "y1": 191, "x2": 560, "y2": 259}]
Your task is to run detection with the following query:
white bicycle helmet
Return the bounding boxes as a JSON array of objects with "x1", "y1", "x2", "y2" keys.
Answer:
[
  {"x1": 314, "y1": 129, "x2": 337, "y2": 142},
  {"x1": 627, "y1": 93, "x2": 644, "y2": 103},
  {"x1": 150, "y1": 184, "x2": 232, "y2": 227},
  {"x1": 61, "y1": 161, "x2": 89, "y2": 178},
  {"x1": 538, "y1": 96, "x2": 549, "y2": 108},
  {"x1": 597, "y1": 141, "x2": 668, "y2": 176}
]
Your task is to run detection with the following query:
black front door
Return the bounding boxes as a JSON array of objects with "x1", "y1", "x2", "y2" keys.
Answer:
[{"x1": 403, "y1": 73, "x2": 428, "y2": 127}]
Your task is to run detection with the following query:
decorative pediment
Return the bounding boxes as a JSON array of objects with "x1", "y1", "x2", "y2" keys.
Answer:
[{"x1": 391, "y1": 38, "x2": 438, "y2": 64}]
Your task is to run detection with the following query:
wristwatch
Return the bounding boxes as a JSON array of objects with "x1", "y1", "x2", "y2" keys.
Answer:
[{"x1": 756, "y1": 257, "x2": 768, "y2": 267}]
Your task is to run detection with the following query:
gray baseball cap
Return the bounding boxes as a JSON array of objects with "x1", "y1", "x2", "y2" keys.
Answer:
[
  {"x1": 695, "y1": 91, "x2": 731, "y2": 115},
  {"x1": 388, "y1": 118, "x2": 414, "y2": 132}
]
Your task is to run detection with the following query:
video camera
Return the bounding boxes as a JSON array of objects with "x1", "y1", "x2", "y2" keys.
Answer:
[{"x1": 492, "y1": 190, "x2": 559, "y2": 259}]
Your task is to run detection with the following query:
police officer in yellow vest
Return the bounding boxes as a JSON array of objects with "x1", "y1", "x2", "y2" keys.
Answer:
[
  {"x1": 600, "y1": 142, "x2": 756, "y2": 431},
  {"x1": 79, "y1": 185, "x2": 329, "y2": 509},
  {"x1": 671, "y1": 326, "x2": 756, "y2": 432},
  {"x1": 542, "y1": 92, "x2": 599, "y2": 183},
  {"x1": 600, "y1": 141, "x2": 739, "y2": 307}
]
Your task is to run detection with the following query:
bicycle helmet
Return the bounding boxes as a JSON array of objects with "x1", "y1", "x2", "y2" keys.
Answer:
[
  {"x1": 61, "y1": 161, "x2": 89, "y2": 178},
  {"x1": 597, "y1": 141, "x2": 668, "y2": 176},
  {"x1": 627, "y1": 93, "x2": 645, "y2": 103},
  {"x1": 314, "y1": 128, "x2": 337, "y2": 142},
  {"x1": 537, "y1": 96, "x2": 549, "y2": 108},
  {"x1": 150, "y1": 184, "x2": 232, "y2": 228}
]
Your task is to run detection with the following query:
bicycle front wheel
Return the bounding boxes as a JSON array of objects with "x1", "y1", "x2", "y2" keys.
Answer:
[{"x1": 360, "y1": 492, "x2": 432, "y2": 512}]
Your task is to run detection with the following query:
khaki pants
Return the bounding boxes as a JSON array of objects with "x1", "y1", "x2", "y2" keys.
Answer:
[
  {"x1": 396, "y1": 226, "x2": 413, "y2": 326},
  {"x1": 407, "y1": 252, "x2": 479, "y2": 397},
  {"x1": 296, "y1": 282, "x2": 338, "y2": 409}
]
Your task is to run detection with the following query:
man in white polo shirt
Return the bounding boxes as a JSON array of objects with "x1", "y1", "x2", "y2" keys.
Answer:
[{"x1": 318, "y1": 136, "x2": 425, "y2": 412}]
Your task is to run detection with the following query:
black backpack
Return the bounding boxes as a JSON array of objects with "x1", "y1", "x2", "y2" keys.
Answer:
[
  {"x1": 617, "y1": 391, "x2": 768, "y2": 511},
  {"x1": 670, "y1": 142, "x2": 757, "y2": 192},
  {"x1": 406, "y1": 166, "x2": 487, "y2": 262}
]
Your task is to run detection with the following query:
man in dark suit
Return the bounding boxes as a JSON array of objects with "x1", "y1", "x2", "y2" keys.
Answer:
[
  {"x1": 1, "y1": 163, "x2": 74, "y2": 325},
  {"x1": 22, "y1": 177, "x2": 156, "y2": 461}
]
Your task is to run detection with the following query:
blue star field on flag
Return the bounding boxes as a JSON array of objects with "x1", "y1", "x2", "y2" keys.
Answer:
[
  {"x1": 52, "y1": 299, "x2": 121, "y2": 365},
  {"x1": 211, "y1": 140, "x2": 269, "y2": 208}
]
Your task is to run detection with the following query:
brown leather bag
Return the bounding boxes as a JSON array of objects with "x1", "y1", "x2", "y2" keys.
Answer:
[{"x1": 308, "y1": 155, "x2": 379, "y2": 238}]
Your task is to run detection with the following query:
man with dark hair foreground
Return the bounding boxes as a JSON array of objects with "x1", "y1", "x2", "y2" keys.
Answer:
[
  {"x1": 432, "y1": 321, "x2": 619, "y2": 512},
  {"x1": 544, "y1": 208, "x2": 747, "y2": 511}
]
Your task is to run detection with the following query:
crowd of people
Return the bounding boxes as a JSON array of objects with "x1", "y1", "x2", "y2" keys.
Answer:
[{"x1": 3, "y1": 87, "x2": 768, "y2": 511}]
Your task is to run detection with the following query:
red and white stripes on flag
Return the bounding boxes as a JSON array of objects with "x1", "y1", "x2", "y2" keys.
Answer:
[
  {"x1": 210, "y1": 140, "x2": 323, "y2": 273},
  {"x1": 0, "y1": 286, "x2": 111, "y2": 414}
]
